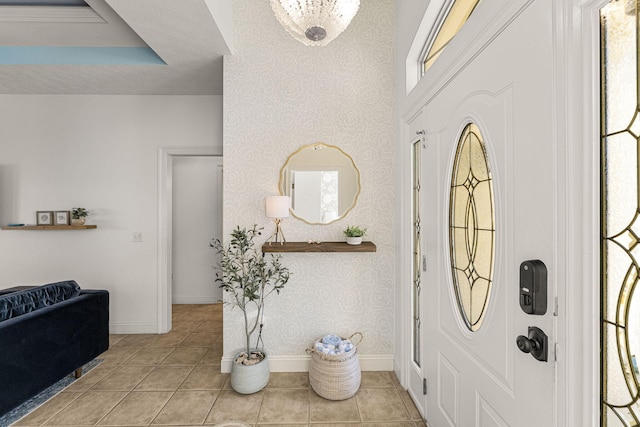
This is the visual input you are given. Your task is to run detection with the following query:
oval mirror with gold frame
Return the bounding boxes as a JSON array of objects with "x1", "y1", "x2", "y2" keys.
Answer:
[{"x1": 279, "y1": 143, "x2": 361, "y2": 225}]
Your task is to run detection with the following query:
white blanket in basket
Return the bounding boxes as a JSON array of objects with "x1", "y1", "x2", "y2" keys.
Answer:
[{"x1": 315, "y1": 334, "x2": 354, "y2": 355}]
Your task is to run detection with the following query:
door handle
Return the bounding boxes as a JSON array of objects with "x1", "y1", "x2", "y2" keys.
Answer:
[{"x1": 516, "y1": 326, "x2": 548, "y2": 362}]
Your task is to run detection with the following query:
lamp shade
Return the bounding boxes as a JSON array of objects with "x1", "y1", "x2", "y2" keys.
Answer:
[
  {"x1": 270, "y1": 0, "x2": 360, "y2": 47},
  {"x1": 265, "y1": 196, "x2": 291, "y2": 218}
]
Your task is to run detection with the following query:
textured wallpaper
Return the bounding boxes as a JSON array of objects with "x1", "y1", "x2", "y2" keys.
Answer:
[{"x1": 223, "y1": 0, "x2": 395, "y2": 360}]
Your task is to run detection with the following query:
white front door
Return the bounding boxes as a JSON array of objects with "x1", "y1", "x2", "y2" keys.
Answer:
[{"x1": 422, "y1": 1, "x2": 556, "y2": 426}]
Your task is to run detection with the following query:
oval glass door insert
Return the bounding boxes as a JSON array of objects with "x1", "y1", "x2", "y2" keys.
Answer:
[{"x1": 449, "y1": 122, "x2": 495, "y2": 332}]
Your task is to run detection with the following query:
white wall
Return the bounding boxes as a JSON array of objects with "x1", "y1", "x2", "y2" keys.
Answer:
[
  {"x1": 0, "y1": 95, "x2": 223, "y2": 333},
  {"x1": 223, "y1": 0, "x2": 395, "y2": 370}
]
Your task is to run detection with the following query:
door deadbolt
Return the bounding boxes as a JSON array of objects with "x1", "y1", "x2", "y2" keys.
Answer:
[
  {"x1": 519, "y1": 260, "x2": 547, "y2": 315},
  {"x1": 516, "y1": 326, "x2": 548, "y2": 362}
]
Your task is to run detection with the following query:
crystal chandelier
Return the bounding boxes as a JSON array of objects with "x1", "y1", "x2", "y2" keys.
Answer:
[{"x1": 270, "y1": 0, "x2": 360, "y2": 47}]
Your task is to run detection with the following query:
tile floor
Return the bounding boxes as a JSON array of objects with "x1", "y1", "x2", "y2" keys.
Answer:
[{"x1": 13, "y1": 304, "x2": 426, "y2": 426}]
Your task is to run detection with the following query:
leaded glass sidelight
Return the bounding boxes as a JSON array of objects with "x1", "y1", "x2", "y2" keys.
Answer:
[
  {"x1": 412, "y1": 140, "x2": 422, "y2": 366},
  {"x1": 449, "y1": 123, "x2": 495, "y2": 332},
  {"x1": 601, "y1": 1, "x2": 640, "y2": 425}
]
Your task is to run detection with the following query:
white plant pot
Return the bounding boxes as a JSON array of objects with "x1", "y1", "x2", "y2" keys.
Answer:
[
  {"x1": 71, "y1": 218, "x2": 86, "y2": 226},
  {"x1": 346, "y1": 236, "x2": 362, "y2": 245},
  {"x1": 230, "y1": 350, "x2": 270, "y2": 394}
]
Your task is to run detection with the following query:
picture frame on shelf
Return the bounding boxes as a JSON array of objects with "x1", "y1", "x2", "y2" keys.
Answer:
[
  {"x1": 36, "y1": 211, "x2": 53, "y2": 226},
  {"x1": 54, "y1": 211, "x2": 70, "y2": 226}
]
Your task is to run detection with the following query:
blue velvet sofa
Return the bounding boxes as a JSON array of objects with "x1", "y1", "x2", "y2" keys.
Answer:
[{"x1": 0, "y1": 280, "x2": 109, "y2": 417}]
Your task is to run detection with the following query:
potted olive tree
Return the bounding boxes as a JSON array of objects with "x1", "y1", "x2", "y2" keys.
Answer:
[{"x1": 210, "y1": 225, "x2": 290, "y2": 394}]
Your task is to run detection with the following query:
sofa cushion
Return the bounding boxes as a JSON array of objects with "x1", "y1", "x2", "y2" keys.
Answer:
[{"x1": 0, "y1": 280, "x2": 81, "y2": 322}]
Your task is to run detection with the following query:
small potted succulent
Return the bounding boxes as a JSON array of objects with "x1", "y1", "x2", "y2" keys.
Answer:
[
  {"x1": 71, "y1": 207, "x2": 89, "y2": 226},
  {"x1": 344, "y1": 225, "x2": 367, "y2": 245}
]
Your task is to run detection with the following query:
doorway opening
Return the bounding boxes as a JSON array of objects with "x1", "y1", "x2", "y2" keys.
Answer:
[{"x1": 158, "y1": 147, "x2": 223, "y2": 334}]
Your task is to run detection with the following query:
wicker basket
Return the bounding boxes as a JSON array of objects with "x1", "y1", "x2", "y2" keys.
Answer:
[{"x1": 308, "y1": 333, "x2": 363, "y2": 400}]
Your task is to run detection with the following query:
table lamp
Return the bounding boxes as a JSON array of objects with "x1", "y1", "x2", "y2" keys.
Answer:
[{"x1": 265, "y1": 195, "x2": 290, "y2": 245}]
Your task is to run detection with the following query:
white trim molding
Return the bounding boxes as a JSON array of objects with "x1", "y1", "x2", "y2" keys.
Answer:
[
  {"x1": 0, "y1": 6, "x2": 104, "y2": 23},
  {"x1": 109, "y1": 322, "x2": 158, "y2": 335}
]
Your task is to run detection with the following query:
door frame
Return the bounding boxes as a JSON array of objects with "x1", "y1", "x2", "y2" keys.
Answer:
[
  {"x1": 397, "y1": 0, "x2": 603, "y2": 424},
  {"x1": 562, "y1": 0, "x2": 604, "y2": 425},
  {"x1": 157, "y1": 146, "x2": 223, "y2": 333}
]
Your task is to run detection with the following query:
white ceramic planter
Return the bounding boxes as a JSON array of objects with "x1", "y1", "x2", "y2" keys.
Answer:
[
  {"x1": 346, "y1": 236, "x2": 362, "y2": 245},
  {"x1": 230, "y1": 350, "x2": 270, "y2": 394}
]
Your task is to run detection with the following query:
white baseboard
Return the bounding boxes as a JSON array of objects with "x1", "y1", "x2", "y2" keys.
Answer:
[
  {"x1": 221, "y1": 354, "x2": 394, "y2": 374},
  {"x1": 172, "y1": 296, "x2": 221, "y2": 304},
  {"x1": 109, "y1": 323, "x2": 158, "y2": 334}
]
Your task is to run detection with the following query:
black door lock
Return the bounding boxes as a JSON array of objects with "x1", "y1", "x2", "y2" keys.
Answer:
[
  {"x1": 519, "y1": 260, "x2": 547, "y2": 315},
  {"x1": 516, "y1": 326, "x2": 548, "y2": 362}
]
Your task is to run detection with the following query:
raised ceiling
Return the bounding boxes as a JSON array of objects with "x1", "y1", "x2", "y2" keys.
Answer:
[{"x1": 0, "y1": 0, "x2": 232, "y2": 94}]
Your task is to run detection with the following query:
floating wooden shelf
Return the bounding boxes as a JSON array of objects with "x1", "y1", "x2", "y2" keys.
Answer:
[
  {"x1": 1, "y1": 225, "x2": 97, "y2": 230},
  {"x1": 262, "y1": 241, "x2": 376, "y2": 253}
]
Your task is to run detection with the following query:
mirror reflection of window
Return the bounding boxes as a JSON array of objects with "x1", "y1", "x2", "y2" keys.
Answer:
[{"x1": 291, "y1": 170, "x2": 339, "y2": 223}]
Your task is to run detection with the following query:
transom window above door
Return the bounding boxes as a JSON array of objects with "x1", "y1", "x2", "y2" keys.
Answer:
[{"x1": 420, "y1": 0, "x2": 482, "y2": 76}]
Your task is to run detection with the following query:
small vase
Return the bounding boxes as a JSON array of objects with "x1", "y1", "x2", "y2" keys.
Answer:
[
  {"x1": 346, "y1": 236, "x2": 362, "y2": 245},
  {"x1": 71, "y1": 218, "x2": 86, "y2": 226}
]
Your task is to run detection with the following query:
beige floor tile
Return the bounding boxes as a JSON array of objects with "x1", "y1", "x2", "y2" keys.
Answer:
[
  {"x1": 171, "y1": 312, "x2": 187, "y2": 321},
  {"x1": 258, "y1": 388, "x2": 310, "y2": 424},
  {"x1": 390, "y1": 372, "x2": 403, "y2": 388},
  {"x1": 398, "y1": 389, "x2": 423, "y2": 420},
  {"x1": 99, "y1": 346, "x2": 141, "y2": 366},
  {"x1": 64, "y1": 365, "x2": 116, "y2": 392},
  {"x1": 147, "y1": 332, "x2": 187, "y2": 347},
  {"x1": 179, "y1": 332, "x2": 217, "y2": 347},
  {"x1": 151, "y1": 390, "x2": 219, "y2": 425},
  {"x1": 91, "y1": 365, "x2": 155, "y2": 391},
  {"x1": 109, "y1": 335, "x2": 125, "y2": 346},
  {"x1": 311, "y1": 424, "x2": 362, "y2": 427},
  {"x1": 43, "y1": 391, "x2": 127, "y2": 426},
  {"x1": 9, "y1": 305, "x2": 429, "y2": 427},
  {"x1": 194, "y1": 321, "x2": 221, "y2": 333},
  {"x1": 97, "y1": 391, "x2": 173, "y2": 426},
  {"x1": 111, "y1": 334, "x2": 158, "y2": 347},
  {"x1": 204, "y1": 389, "x2": 263, "y2": 425},
  {"x1": 122, "y1": 347, "x2": 175, "y2": 366},
  {"x1": 309, "y1": 393, "x2": 360, "y2": 423},
  {"x1": 257, "y1": 425, "x2": 310, "y2": 427},
  {"x1": 361, "y1": 423, "x2": 416, "y2": 427},
  {"x1": 360, "y1": 372, "x2": 396, "y2": 388},
  {"x1": 161, "y1": 346, "x2": 208, "y2": 366},
  {"x1": 268, "y1": 372, "x2": 310, "y2": 389},
  {"x1": 356, "y1": 388, "x2": 411, "y2": 423},
  {"x1": 13, "y1": 392, "x2": 82, "y2": 426},
  {"x1": 184, "y1": 314, "x2": 215, "y2": 323},
  {"x1": 134, "y1": 366, "x2": 193, "y2": 391},
  {"x1": 171, "y1": 321, "x2": 201, "y2": 333},
  {"x1": 179, "y1": 365, "x2": 228, "y2": 390},
  {"x1": 198, "y1": 348, "x2": 223, "y2": 366}
]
